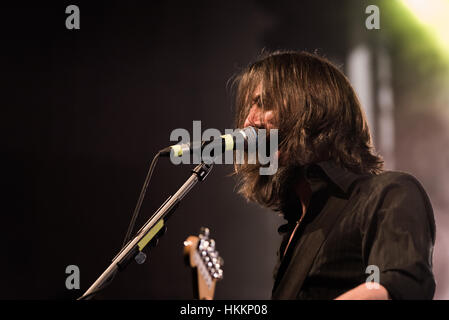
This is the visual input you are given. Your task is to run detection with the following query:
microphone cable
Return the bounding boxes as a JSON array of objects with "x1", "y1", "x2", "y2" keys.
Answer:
[
  {"x1": 78, "y1": 151, "x2": 161, "y2": 300},
  {"x1": 122, "y1": 151, "x2": 161, "y2": 248}
]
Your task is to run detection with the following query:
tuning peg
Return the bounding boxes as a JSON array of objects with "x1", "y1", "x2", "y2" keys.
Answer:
[
  {"x1": 199, "y1": 239, "x2": 210, "y2": 251},
  {"x1": 215, "y1": 256, "x2": 223, "y2": 267},
  {"x1": 200, "y1": 227, "x2": 210, "y2": 238},
  {"x1": 209, "y1": 239, "x2": 215, "y2": 249},
  {"x1": 213, "y1": 269, "x2": 223, "y2": 280}
]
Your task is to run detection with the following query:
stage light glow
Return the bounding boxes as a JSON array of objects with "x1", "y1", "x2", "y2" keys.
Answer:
[{"x1": 401, "y1": 0, "x2": 449, "y2": 53}]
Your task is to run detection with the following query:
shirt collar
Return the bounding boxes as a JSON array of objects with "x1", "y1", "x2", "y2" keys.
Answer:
[{"x1": 303, "y1": 160, "x2": 366, "y2": 195}]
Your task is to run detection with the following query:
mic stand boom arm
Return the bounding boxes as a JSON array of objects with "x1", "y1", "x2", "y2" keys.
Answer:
[{"x1": 78, "y1": 162, "x2": 213, "y2": 300}]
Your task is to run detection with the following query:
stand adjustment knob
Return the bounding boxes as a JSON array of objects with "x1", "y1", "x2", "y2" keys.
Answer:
[{"x1": 135, "y1": 251, "x2": 147, "y2": 264}]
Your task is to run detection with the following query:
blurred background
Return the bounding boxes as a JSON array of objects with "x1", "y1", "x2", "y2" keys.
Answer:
[{"x1": 1, "y1": 0, "x2": 448, "y2": 299}]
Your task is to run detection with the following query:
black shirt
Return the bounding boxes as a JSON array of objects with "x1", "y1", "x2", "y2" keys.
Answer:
[{"x1": 271, "y1": 161, "x2": 436, "y2": 300}]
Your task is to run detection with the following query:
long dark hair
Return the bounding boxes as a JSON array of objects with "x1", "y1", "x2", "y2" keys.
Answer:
[{"x1": 232, "y1": 50, "x2": 383, "y2": 211}]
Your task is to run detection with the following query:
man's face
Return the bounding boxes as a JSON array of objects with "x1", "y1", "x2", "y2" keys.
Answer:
[
  {"x1": 242, "y1": 84, "x2": 283, "y2": 168},
  {"x1": 243, "y1": 84, "x2": 276, "y2": 131},
  {"x1": 236, "y1": 85, "x2": 299, "y2": 214}
]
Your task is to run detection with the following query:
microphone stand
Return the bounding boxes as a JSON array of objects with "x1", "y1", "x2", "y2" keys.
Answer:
[{"x1": 78, "y1": 161, "x2": 213, "y2": 300}]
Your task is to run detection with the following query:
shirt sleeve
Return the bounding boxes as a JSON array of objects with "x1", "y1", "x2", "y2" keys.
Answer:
[{"x1": 362, "y1": 172, "x2": 436, "y2": 300}]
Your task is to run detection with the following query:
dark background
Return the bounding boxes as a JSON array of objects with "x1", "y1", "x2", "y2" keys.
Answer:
[{"x1": 2, "y1": 1, "x2": 448, "y2": 299}]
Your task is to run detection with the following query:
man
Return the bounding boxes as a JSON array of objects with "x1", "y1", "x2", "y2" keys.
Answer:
[{"x1": 232, "y1": 51, "x2": 436, "y2": 300}]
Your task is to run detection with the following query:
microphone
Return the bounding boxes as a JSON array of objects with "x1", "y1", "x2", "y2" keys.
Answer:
[{"x1": 159, "y1": 126, "x2": 258, "y2": 158}]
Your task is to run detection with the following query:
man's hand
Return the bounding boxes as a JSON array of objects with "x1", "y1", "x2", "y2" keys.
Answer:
[{"x1": 334, "y1": 283, "x2": 390, "y2": 300}]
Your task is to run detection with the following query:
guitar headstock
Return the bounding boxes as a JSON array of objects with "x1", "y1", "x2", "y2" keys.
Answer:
[{"x1": 183, "y1": 227, "x2": 223, "y2": 300}]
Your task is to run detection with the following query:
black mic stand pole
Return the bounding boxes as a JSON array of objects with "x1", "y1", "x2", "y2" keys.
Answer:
[{"x1": 78, "y1": 161, "x2": 213, "y2": 300}]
